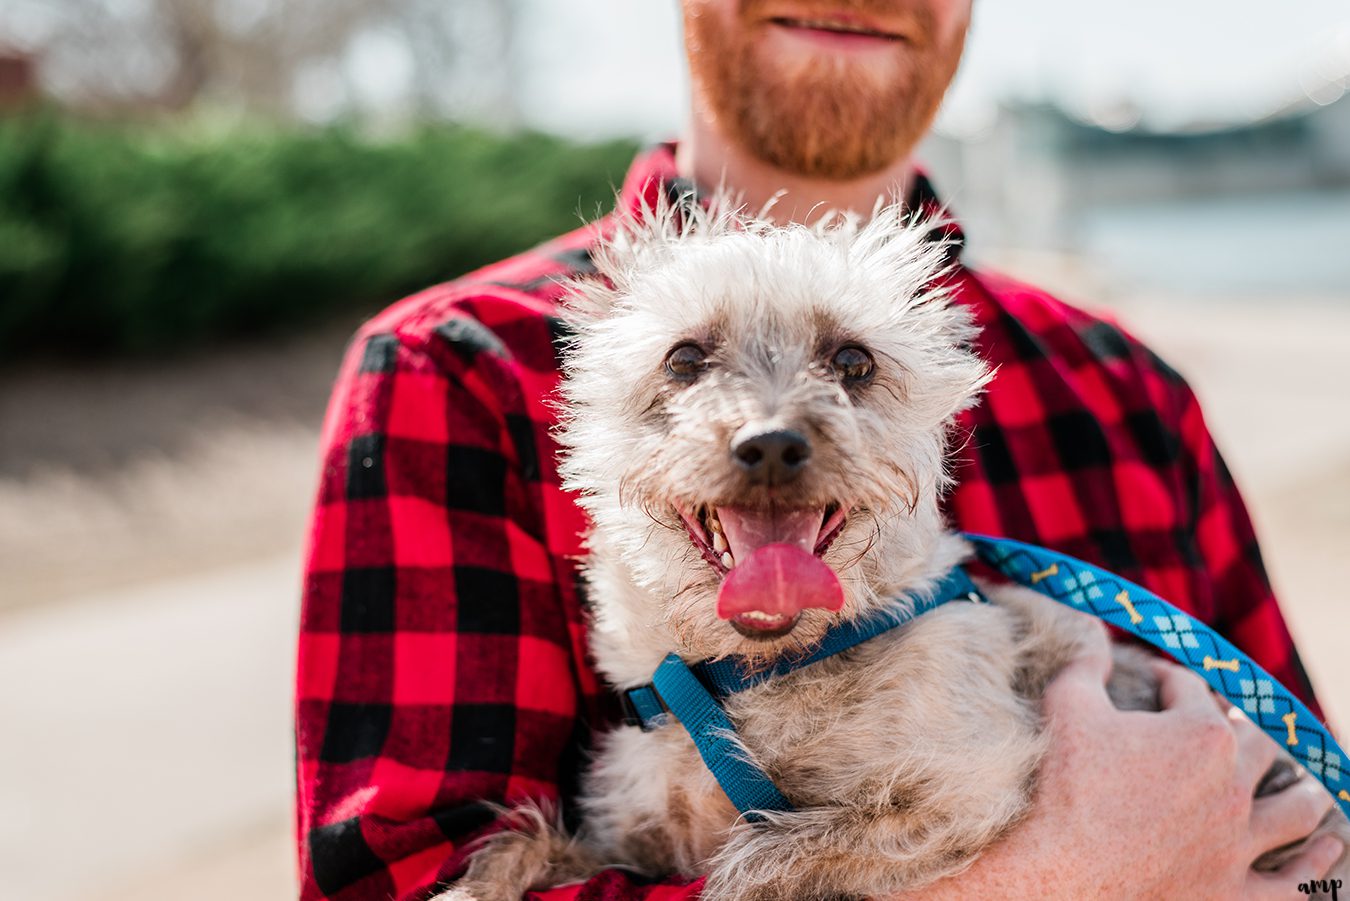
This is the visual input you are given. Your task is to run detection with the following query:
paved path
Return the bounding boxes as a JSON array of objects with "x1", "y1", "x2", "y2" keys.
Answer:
[{"x1": 0, "y1": 555, "x2": 300, "y2": 901}]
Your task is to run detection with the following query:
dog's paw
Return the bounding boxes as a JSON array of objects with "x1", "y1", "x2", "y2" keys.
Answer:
[
  {"x1": 429, "y1": 875, "x2": 530, "y2": 901},
  {"x1": 442, "y1": 801, "x2": 606, "y2": 900},
  {"x1": 428, "y1": 888, "x2": 478, "y2": 901}
]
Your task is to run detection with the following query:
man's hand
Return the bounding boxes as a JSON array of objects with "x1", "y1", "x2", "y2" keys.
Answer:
[{"x1": 893, "y1": 623, "x2": 1343, "y2": 900}]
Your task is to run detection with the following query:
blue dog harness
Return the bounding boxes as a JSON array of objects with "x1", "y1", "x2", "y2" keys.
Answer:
[{"x1": 620, "y1": 533, "x2": 1350, "y2": 822}]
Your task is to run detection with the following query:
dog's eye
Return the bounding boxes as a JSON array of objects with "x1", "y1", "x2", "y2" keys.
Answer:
[
  {"x1": 831, "y1": 345, "x2": 874, "y2": 383},
  {"x1": 665, "y1": 343, "x2": 708, "y2": 380}
]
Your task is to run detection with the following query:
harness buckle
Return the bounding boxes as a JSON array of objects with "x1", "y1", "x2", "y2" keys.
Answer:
[
  {"x1": 618, "y1": 690, "x2": 645, "y2": 728},
  {"x1": 620, "y1": 685, "x2": 669, "y2": 731}
]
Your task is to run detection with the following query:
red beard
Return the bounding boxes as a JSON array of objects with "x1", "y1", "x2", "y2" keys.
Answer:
[{"x1": 683, "y1": 0, "x2": 969, "y2": 181}]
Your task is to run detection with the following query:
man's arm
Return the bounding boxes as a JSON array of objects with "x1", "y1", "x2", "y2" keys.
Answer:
[{"x1": 295, "y1": 324, "x2": 702, "y2": 900}]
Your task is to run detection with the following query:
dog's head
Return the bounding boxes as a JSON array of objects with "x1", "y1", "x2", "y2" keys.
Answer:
[{"x1": 557, "y1": 195, "x2": 990, "y2": 669}]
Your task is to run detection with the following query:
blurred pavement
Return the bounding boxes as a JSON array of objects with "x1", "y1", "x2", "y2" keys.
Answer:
[
  {"x1": 0, "y1": 557, "x2": 297, "y2": 901},
  {"x1": 0, "y1": 286, "x2": 1345, "y2": 901}
]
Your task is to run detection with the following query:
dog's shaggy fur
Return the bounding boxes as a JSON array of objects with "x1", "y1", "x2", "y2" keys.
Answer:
[{"x1": 439, "y1": 198, "x2": 1349, "y2": 900}]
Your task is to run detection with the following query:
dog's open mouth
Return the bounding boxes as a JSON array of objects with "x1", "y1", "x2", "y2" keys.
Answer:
[{"x1": 678, "y1": 503, "x2": 849, "y2": 639}]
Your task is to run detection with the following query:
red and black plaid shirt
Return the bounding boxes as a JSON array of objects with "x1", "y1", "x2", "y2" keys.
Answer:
[{"x1": 295, "y1": 143, "x2": 1323, "y2": 900}]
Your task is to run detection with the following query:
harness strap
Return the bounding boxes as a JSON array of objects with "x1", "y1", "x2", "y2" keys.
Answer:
[
  {"x1": 624, "y1": 567, "x2": 986, "y2": 817},
  {"x1": 621, "y1": 567, "x2": 985, "y2": 731},
  {"x1": 649, "y1": 653, "x2": 793, "y2": 819},
  {"x1": 698, "y1": 567, "x2": 986, "y2": 697}
]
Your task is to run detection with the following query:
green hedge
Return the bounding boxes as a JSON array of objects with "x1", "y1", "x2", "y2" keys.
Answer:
[{"x1": 0, "y1": 113, "x2": 639, "y2": 357}]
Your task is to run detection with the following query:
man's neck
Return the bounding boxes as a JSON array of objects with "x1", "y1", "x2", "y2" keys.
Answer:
[{"x1": 674, "y1": 115, "x2": 915, "y2": 225}]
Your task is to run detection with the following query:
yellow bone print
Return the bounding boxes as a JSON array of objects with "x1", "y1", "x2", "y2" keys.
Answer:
[
  {"x1": 1113, "y1": 590, "x2": 1143, "y2": 625},
  {"x1": 1282, "y1": 712, "x2": 1299, "y2": 747},
  {"x1": 1029, "y1": 563, "x2": 1058, "y2": 584}
]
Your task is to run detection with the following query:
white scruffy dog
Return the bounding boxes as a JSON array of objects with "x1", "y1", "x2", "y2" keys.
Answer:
[{"x1": 440, "y1": 197, "x2": 1349, "y2": 900}]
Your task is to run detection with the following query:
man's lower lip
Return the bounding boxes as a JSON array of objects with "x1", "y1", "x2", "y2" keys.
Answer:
[{"x1": 768, "y1": 20, "x2": 901, "y2": 49}]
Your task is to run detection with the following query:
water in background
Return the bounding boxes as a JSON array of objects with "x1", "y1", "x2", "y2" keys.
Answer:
[{"x1": 1080, "y1": 189, "x2": 1350, "y2": 297}]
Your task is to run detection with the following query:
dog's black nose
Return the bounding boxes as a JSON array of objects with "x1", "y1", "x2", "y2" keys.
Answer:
[{"x1": 732, "y1": 427, "x2": 811, "y2": 485}]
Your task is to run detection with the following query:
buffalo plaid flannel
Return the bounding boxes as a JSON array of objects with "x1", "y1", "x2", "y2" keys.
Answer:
[{"x1": 295, "y1": 143, "x2": 1324, "y2": 900}]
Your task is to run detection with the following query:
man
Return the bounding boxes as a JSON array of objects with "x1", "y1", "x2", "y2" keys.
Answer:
[{"x1": 295, "y1": 2, "x2": 1342, "y2": 898}]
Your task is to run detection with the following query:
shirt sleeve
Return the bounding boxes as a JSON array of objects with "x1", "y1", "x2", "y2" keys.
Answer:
[
  {"x1": 1174, "y1": 382, "x2": 1326, "y2": 723},
  {"x1": 295, "y1": 324, "x2": 705, "y2": 900}
]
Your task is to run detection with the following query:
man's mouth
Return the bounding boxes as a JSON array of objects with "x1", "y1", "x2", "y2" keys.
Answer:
[
  {"x1": 678, "y1": 503, "x2": 849, "y2": 639},
  {"x1": 766, "y1": 13, "x2": 906, "y2": 45}
]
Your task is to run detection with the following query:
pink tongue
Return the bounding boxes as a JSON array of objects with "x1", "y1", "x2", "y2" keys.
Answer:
[{"x1": 714, "y1": 507, "x2": 845, "y2": 619}]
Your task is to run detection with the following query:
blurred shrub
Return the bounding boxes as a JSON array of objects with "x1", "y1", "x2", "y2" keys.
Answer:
[{"x1": 0, "y1": 113, "x2": 638, "y2": 357}]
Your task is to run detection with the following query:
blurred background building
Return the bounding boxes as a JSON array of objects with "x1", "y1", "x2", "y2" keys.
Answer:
[{"x1": 0, "y1": 2, "x2": 1347, "y2": 900}]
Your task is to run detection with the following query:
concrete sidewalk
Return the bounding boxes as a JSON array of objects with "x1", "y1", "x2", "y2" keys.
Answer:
[{"x1": 0, "y1": 555, "x2": 299, "y2": 901}]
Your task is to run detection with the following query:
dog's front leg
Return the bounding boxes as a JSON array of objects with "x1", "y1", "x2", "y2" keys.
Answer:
[{"x1": 432, "y1": 804, "x2": 603, "y2": 901}]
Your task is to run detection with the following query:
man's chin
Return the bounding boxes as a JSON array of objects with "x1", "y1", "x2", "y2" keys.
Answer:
[
  {"x1": 717, "y1": 47, "x2": 931, "y2": 180},
  {"x1": 735, "y1": 98, "x2": 913, "y2": 181}
]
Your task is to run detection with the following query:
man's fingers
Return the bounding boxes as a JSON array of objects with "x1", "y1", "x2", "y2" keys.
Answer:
[
  {"x1": 1042, "y1": 628, "x2": 1114, "y2": 718},
  {"x1": 1048, "y1": 620, "x2": 1112, "y2": 684},
  {"x1": 1249, "y1": 777, "x2": 1336, "y2": 860},
  {"x1": 1152, "y1": 659, "x2": 1229, "y2": 720},
  {"x1": 1071, "y1": 617, "x2": 1113, "y2": 677},
  {"x1": 1229, "y1": 705, "x2": 1281, "y2": 792},
  {"x1": 1248, "y1": 834, "x2": 1345, "y2": 899},
  {"x1": 1152, "y1": 663, "x2": 1278, "y2": 796}
]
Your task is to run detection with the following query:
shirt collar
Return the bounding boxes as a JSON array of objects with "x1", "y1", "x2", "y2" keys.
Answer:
[{"x1": 617, "y1": 141, "x2": 965, "y2": 263}]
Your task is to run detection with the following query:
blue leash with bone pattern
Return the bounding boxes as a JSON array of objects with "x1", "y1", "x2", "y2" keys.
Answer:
[
  {"x1": 622, "y1": 533, "x2": 1349, "y2": 822},
  {"x1": 964, "y1": 533, "x2": 1348, "y2": 820}
]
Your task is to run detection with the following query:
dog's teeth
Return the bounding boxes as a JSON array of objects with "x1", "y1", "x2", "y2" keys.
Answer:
[
  {"x1": 708, "y1": 512, "x2": 723, "y2": 534},
  {"x1": 721, "y1": 551, "x2": 734, "y2": 569},
  {"x1": 712, "y1": 531, "x2": 727, "y2": 553}
]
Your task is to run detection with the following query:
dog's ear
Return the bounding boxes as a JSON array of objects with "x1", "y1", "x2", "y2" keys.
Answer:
[
  {"x1": 847, "y1": 199, "x2": 959, "y2": 294},
  {"x1": 841, "y1": 201, "x2": 993, "y2": 426},
  {"x1": 888, "y1": 296, "x2": 993, "y2": 430},
  {"x1": 558, "y1": 200, "x2": 677, "y2": 327},
  {"x1": 558, "y1": 267, "x2": 623, "y2": 326},
  {"x1": 562, "y1": 187, "x2": 752, "y2": 326}
]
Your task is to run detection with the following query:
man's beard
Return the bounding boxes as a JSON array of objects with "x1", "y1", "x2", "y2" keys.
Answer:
[{"x1": 684, "y1": 2, "x2": 968, "y2": 181}]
